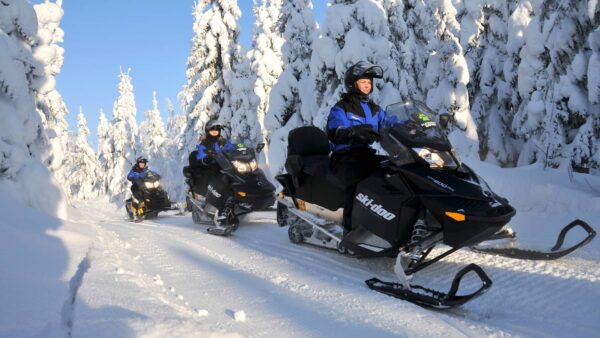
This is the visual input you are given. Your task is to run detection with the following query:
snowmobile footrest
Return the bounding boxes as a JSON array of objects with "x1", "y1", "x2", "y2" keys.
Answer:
[
  {"x1": 472, "y1": 219, "x2": 596, "y2": 260},
  {"x1": 365, "y1": 263, "x2": 492, "y2": 309}
]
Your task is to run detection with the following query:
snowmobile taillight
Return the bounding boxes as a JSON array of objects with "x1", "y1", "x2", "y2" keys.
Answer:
[
  {"x1": 238, "y1": 191, "x2": 247, "y2": 197},
  {"x1": 445, "y1": 211, "x2": 466, "y2": 222}
]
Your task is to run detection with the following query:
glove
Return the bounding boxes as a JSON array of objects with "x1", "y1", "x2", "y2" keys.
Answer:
[
  {"x1": 348, "y1": 124, "x2": 380, "y2": 144},
  {"x1": 201, "y1": 156, "x2": 216, "y2": 166}
]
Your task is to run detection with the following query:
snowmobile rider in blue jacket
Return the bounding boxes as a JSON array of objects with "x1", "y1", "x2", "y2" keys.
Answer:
[
  {"x1": 127, "y1": 156, "x2": 150, "y2": 203},
  {"x1": 187, "y1": 120, "x2": 235, "y2": 194},
  {"x1": 326, "y1": 61, "x2": 386, "y2": 231}
]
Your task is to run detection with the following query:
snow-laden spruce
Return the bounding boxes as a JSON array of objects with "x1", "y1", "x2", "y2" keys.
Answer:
[
  {"x1": 104, "y1": 69, "x2": 138, "y2": 201},
  {"x1": 164, "y1": 97, "x2": 188, "y2": 201},
  {"x1": 513, "y1": 0, "x2": 599, "y2": 173},
  {"x1": 249, "y1": 0, "x2": 285, "y2": 139},
  {"x1": 383, "y1": 0, "x2": 423, "y2": 102},
  {"x1": 68, "y1": 109, "x2": 100, "y2": 201},
  {"x1": 32, "y1": 0, "x2": 72, "y2": 198},
  {"x1": 0, "y1": 0, "x2": 66, "y2": 217},
  {"x1": 264, "y1": 0, "x2": 318, "y2": 176},
  {"x1": 311, "y1": 0, "x2": 401, "y2": 128},
  {"x1": 180, "y1": 0, "x2": 244, "y2": 153},
  {"x1": 139, "y1": 92, "x2": 185, "y2": 201},
  {"x1": 421, "y1": 0, "x2": 478, "y2": 158}
]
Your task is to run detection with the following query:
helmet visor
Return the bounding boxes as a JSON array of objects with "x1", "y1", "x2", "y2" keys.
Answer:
[{"x1": 351, "y1": 61, "x2": 383, "y2": 79}]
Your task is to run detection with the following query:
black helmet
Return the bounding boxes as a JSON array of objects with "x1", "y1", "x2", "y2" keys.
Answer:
[
  {"x1": 136, "y1": 156, "x2": 148, "y2": 164},
  {"x1": 344, "y1": 61, "x2": 383, "y2": 94},
  {"x1": 204, "y1": 119, "x2": 222, "y2": 134}
]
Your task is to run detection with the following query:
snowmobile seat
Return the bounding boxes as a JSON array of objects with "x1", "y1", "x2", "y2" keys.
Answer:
[{"x1": 284, "y1": 126, "x2": 344, "y2": 210}]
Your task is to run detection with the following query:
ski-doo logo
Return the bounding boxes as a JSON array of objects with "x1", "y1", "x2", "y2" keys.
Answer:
[
  {"x1": 356, "y1": 193, "x2": 396, "y2": 220},
  {"x1": 208, "y1": 185, "x2": 221, "y2": 198},
  {"x1": 427, "y1": 176, "x2": 455, "y2": 192}
]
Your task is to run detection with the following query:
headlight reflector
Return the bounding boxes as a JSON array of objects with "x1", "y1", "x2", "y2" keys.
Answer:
[{"x1": 413, "y1": 147, "x2": 458, "y2": 169}]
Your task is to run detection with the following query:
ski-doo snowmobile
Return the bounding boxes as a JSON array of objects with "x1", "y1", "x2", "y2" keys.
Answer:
[
  {"x1": 183, "y1": 140, "x2": 276, "y2": 236},
  {"x1": 275, "y1": 100, "x2": 596, "y2": 309},
  {"x1": 125, "y1": 171, "x2": 179, "y2": 221}
]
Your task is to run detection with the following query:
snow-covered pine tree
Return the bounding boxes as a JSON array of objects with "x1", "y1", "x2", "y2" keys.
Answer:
[
  {"x1": 105, "y1": 69, "x2": 138, "y2": 201},
  {"x1": 422, "y1": 0, "x2": 478, "y2": 158},
  {"x1": 513, "y1": 0, "x2": 597, "y2": 172},
  {"x1": 311, "y1": 0, "x2": 401, "y2": 128},
  {"x1": 578, "y1": 25, "x2": 600, "y2": 174},
  {"x1": 96, "y1": 108, "x2": 110, "y2": 195},
  {"x1": 69, "y1": 108, "x2": 99, "y2": 201},
  {"x1": 164, "y1": 97, "x2": 188, "y2": 200},
  {"x1": 264, "y1": 0, "x2": 318, "y2": 175},
  {"x1": 32, "y1": 0, "x2": 71, "y2": 196},
  {"x1": 0, "y1": 0, "x2": 66, "y2": 216},
  {"x1": 222, "y1": 52, "x2": 262, "y2": 142},
  {"x1": 250, "y1": 0, "x2": 284, "y2": 140},
  {"x1": 139, "y1": 91, "x2": 166, "y2": 161},
  {"x1": 180, "y1": 0, "x2": 243, "y2": 153},
  {"x1": 383, "y1": 0, "x2": 423, "y2": 102},
  {"x1": 455, "y1": 0, "x2": 519, "y2": 165}
]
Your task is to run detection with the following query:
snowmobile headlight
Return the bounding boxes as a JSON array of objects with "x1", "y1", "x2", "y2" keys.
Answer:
[
  {"x1": 153, "y1": 181, "x2": 160, "y2": 188},
  {"x1": 232, "y1": 160, "x2": 252, "y2": 173},
  {"x1": 249, "y1": 159, "x2": 258, "y2": 171},
  {"x1": 413, "y1": 147, "x2": 458, "y2": 169},
  {"x1": 144, "y1": 181, "x2": 154, "y2": 189}
]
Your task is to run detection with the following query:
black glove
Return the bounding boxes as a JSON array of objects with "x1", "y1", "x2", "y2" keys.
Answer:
[
  {"x1": 201, "y1": 157, "x2": 215, "y2": 166},
  {"x1": 348, "y1": 124, "x2": 380, "y2": 144}
]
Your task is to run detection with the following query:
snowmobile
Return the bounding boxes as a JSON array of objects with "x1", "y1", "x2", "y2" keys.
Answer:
[
  {"x1": 275, "y1": 100, "x2": 596, "y2": 309},
  {"x1": 125, "y1": 171, "x2": 179, "y2": 222},
  {"x1": 183, "y1": 140, "x2": 276, "y2": 236}
]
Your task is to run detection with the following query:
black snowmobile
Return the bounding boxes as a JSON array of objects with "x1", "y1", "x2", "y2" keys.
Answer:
[
  {"x1": 183, "y1": 140, "x2": 276, "y2": 236},
  {"x1": 125, "y1": 171, "x2": 179, "y2": 222},
  {"x1": 275, "y1": 100, "x2": 596, "y2": 309}
]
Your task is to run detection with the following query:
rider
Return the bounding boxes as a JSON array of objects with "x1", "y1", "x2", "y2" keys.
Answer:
[
  {"x1": 127, "y1": 156, "x2": 150, "y2": 207},
  {"x1": 326, "y1": 61, "x2": 386, "y2": 231},
  {"x1": 188, "y1": 120, "x2": 237, "y2": 224}
]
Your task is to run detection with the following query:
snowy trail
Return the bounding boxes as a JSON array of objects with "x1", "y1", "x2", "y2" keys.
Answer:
[{"x1": 70, "y1": 202, "x2": 600, "y2": 337}]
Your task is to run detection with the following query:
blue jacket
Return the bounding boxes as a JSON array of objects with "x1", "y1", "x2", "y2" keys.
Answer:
[
  {"x1": 127, "y1": 167, "x2": 149, "y2": 185},
  {"x1": 196, "y1": 138, "x2": 236, "y2": 162},
  {"x1": 326, "y1": 97, "x2": 386, "y2": 152}
]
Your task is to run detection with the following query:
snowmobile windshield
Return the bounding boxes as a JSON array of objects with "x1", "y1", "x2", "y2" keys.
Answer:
[{"x1": 381, "y1": 100, "x2": 451, "y2": 151}]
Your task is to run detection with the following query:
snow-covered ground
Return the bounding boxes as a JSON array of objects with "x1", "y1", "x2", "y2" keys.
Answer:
[{"x1": 1, "y1": 162, "x2": 599, "y2": 338}]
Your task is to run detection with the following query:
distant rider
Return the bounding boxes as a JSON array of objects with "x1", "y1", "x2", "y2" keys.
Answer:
[
  {"x1": 326, "y1": 61, "x2": 386, "y2": 231},
  {"x1": 127, "y1": 156, "x2": 150, "y2": 206}
]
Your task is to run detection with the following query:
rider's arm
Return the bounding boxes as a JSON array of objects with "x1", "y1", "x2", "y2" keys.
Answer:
[
  {"x1": 222, "y1": 140, "x2": 237, "y2": 152},
  {"x1": 326, "y1": 106, "x2": 352, "y2": 144}
]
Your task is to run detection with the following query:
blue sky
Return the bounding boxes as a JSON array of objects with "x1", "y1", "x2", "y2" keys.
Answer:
[{"x1": 32, "y1": 0, "x2": 326, "y2": 146}]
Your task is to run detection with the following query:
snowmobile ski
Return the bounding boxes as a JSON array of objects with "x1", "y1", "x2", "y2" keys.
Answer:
[
  {"x1": 365, "y1": 264, "x2": 492, "y2": 309},
  {"x1": 471, "y1": 219, "x2": 596, "y2": 260}
]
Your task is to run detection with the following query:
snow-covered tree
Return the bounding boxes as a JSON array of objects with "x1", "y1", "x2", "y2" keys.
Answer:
[
  {"x1": 139, "y1": 91, "x2": 167, "y2": 160},
  {"x1": 250, "y1": 0, "x2": 285, "y2": 139},
  {"x1": 264, "y1": 0, "x2": 318, "y2": 175},
  {"x1": 512, "y1": 0, "x2": 598, "y2": 172},
  {"x1": 96, "y1": 109, "x2": 110, "y2": 195},
  {"x1": 311, "y1": 0, "x2": 401, "y2": 128},
  {"x1": 421, "y1": 0, "x2": 478, "y2": 157},
  {"x1": 222, "y1": 53, "x2": 262, "y2": 142},
  {"x1": 454, "y1": 0, "x2": 520, "y2": 165},
  {"x1": 104, "y1": 69, "x2": 138, "y2": 200},
  {"x1": 383, "y1": 0, "x2": 424, "y2": 102},
  {"x1": 68, "y1": 108, "x2": 99, "y2": 200},
  {"x1": 0, "y1": 0, "x2": 66, "y2": 216},
  {"x1": 179, "y1": 0, "x2": 243, "y2": 153},
  {"x1": 32, "y1": 0, "x2": 72, "y2": 195}
]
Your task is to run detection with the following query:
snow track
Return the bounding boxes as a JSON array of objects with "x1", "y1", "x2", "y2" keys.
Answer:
[{"x1": 72, "y1": 204, "x2": 600, "y2": 337}]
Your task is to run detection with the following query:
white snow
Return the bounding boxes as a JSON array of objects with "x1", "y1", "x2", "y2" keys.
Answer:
[{"x1": 1, "y1": 160, "x2": 599, "y2": 337}]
